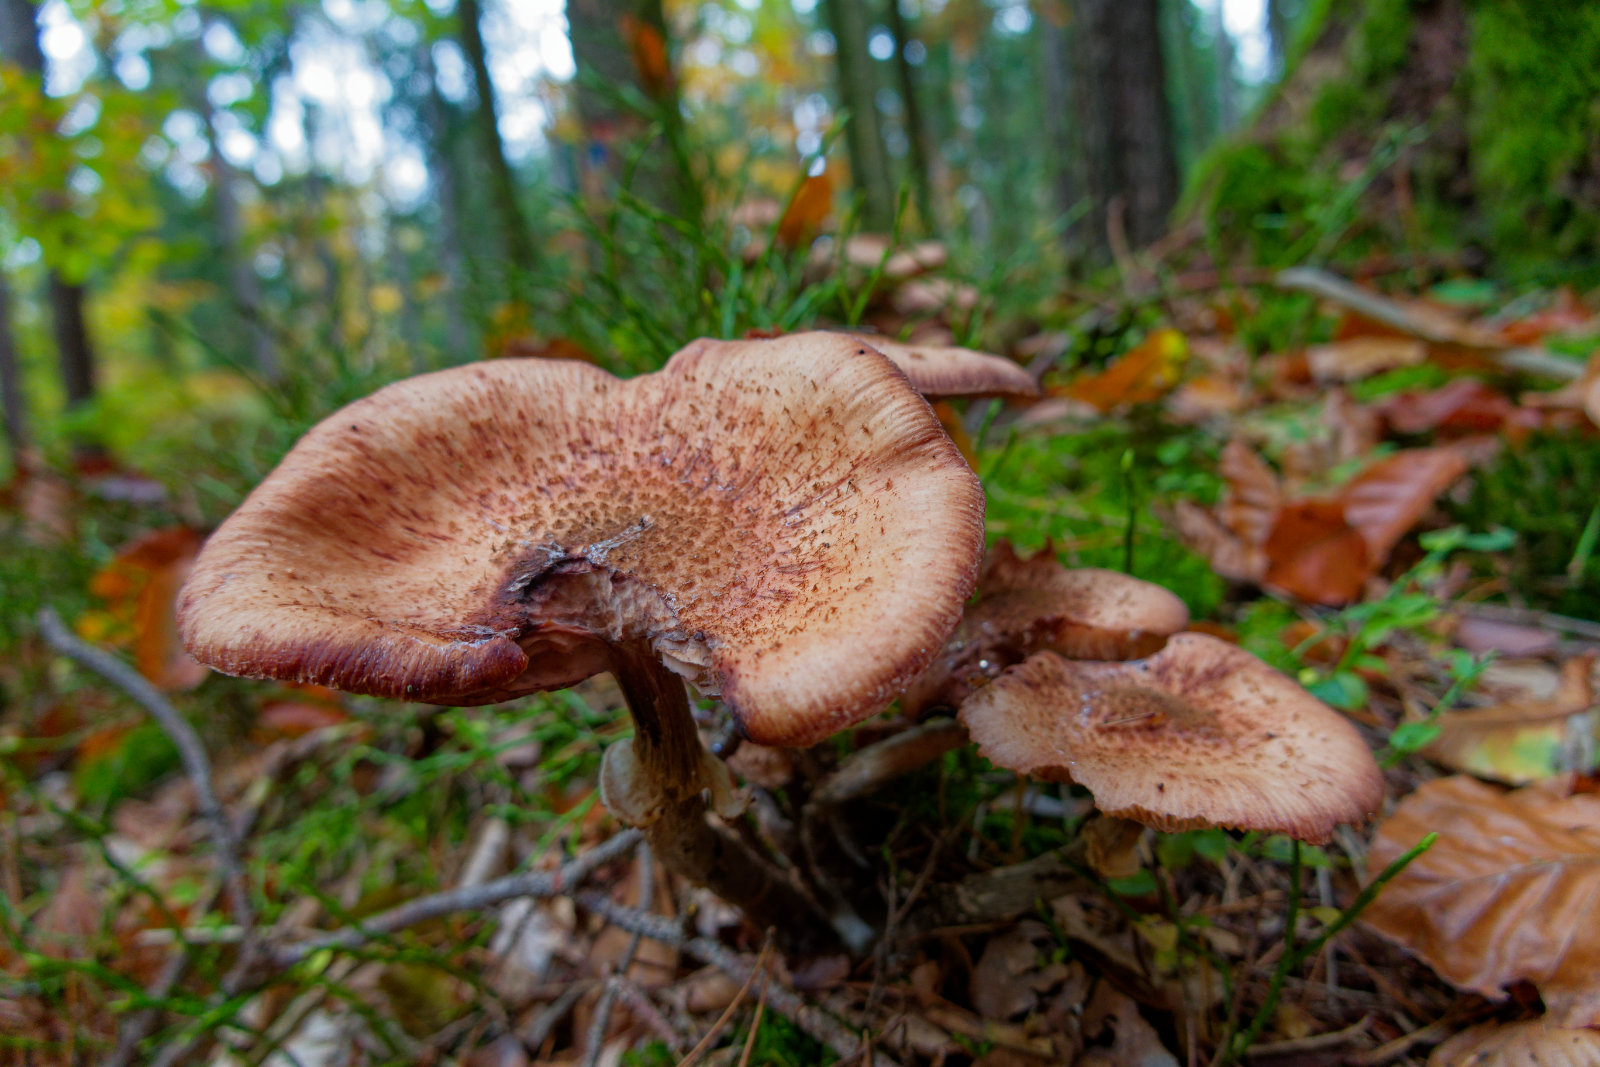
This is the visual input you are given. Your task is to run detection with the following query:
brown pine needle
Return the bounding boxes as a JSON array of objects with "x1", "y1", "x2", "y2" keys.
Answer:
[
  {"x1": 675, "y1": 937, "x2": 773, "y2": 1067},
  {"x1": 736, "y1": 968, "x2": 773, "y2": 1067}
]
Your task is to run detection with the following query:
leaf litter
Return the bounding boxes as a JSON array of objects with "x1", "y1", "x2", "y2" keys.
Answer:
[{"x1": 8, "y1": 248, "x2": 1600, "y2": 1065}]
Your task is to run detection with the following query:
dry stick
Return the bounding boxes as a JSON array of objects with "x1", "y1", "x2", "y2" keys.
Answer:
[
  {"x1": 571, "y1": 891, "x2": 901, "y2": 1067},
  {"x1": 37, "y1": 608, "x2": 253, "y2": 933},
  {"x1": 1274, "y1": 266, "x2": 1584, "y2": 380},
  {"x1": 272, "y1": 828, "x2": 642, "y2": 967},
  {"x1": 103, "y1": 729, "x2": 344, "y2": 1067},
  {"x1": 581, "y1": 841, "x2": 655, "y2": 1067}
]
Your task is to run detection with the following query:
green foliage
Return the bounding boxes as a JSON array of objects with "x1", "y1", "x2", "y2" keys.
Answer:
[
  {"x1": 981, "y1": 423, "x2": 1226, "y2": 619},
  {"x1": 1447, "y1": 432, "x2": 1600, "y2": 617},
  {"x1": 1186, "y1": 0, "x2": 1600, "y2": 277},
  {"x1": 1466, "y1": 2, "x2": 1600, "y2": 271}
]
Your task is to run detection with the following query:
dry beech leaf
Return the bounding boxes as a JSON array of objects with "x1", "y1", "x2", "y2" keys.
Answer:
[
  {"x1": 1340, "y1": 446, "x2": 1471, "y2": 563},
  {"x1": 1305, "y1": 336, "x2": 1427, "y2": 382},
  {"x1": 1059, "y1": 328, "x2": 1188, "y2": 412},
  {"x1": 1187, "y1": 444, "x2": 1470, "y2": 605},
  {"x1": 777, "y1": 171, "x2": 832, "y2": 248},
  {"x1": 1362, "y1": 775, "x2": 1600, "y2": 1026},
  {"x1": 1219, "y1": 439, "x2": 1281, "y2": 547},
  {"x1": 969, "y1": 920, "x2": 1069, "y2": 1021},
  {"x1": 89, "y1": 527, "x2": 208, "y2": 691},
  {"x1": 1426, "y1": 656, "x2": 1597, "y2": 784},
  {"x1": 1377, "y1": 379, "x2": 1539, "y2": 439},
  {"x1": 1427, "y1": 1018, "x2": 1600, "y2": 1067}
]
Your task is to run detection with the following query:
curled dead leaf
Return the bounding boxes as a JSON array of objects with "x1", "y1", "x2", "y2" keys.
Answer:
[
  {"x1": 1362, "y1": 774, "x2": 1600, "y2": 1026},
  {"x1": 1425, "y1": 656, "x2": 1597, "y2": 785}
]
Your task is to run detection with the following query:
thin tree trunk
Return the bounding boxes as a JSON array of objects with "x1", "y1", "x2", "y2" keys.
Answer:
[
  {"x1": 1214, "y1": 0, "x2": 1238, "y2": 132},
  {"x1": 1038, "y1": 10, "x2": 1077, "y2": 228},
  {"x1": 1267, "y1": 0, "x2": 1292, "y2": 80},
  {"x1": 417, "y1": 44, "x2": 472, "y2": 358},
  {"x1": 456, "y1": 0, "x2": 537, "y2": 278},
  {"x1": 0, "y1": 273, "x2": 28, "y2": 456},
  {"x1": 567, "y1": 0, "x2": 698, "y2": 220},
  {"x1": 202, "y1": 110, "x2": 278, "y2": 381},
  {"x1": 1071, "y1": 0, "x2": 1179, "y2": 258},
  {"x1": 822, "y1": 0, "x2": 894, "y2": 230},
  {"x1": 2, "y1": 0, "x2": 100, "y2": 425},
  {"x1": 47, "y1": 276, "x2": 95, "y2": 408},
  {"x1": 884, "y1": 0, "x2": 934, "y2": 232}
]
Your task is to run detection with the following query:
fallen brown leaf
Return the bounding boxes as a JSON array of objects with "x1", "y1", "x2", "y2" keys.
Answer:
[
  {"x1": 1059, "y1": 329, "x2": 1188, "y2": 412},
  {"x1": 1363, "y1": 775, "x2": 1600, "y2": 1026},
  {"x1": 1341, "y1": 446, "x2": 1471, "y2": 563},
  {"x1": 1305, "y1": 336, "x2": 1427, "y2": 382},
  {"x1": 1425, "y1": 656, "x2": 1597, "y2": 785}
]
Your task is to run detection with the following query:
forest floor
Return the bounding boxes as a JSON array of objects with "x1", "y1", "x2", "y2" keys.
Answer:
[{"x1": 5, "y1": 230, "x2": 1600, "y2": 1067}]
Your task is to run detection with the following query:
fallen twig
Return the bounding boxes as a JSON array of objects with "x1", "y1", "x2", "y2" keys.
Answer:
[
  {"x1": 1274, "y1": 267, "x2": 1583, "y2": 380},
  {"x1": 36, "y1": 608, "x2": 253, "y2": 934},
  {"x1": 582, "y1": 841, "x2": 654, "y2": 1067},
  {"x1": 272, "y1": 828, "x2": 643, "y2": 967}
]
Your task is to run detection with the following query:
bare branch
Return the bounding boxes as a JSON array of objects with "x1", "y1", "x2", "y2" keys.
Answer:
[
  {"x1": 271, "y1": 828, "x2": 643, "y2": 967},
  {"x1": 36, "y1": 607, "x2": 253, "y2": 931}
]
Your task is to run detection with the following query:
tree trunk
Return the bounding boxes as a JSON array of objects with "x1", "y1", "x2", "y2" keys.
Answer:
[
  {"x1": 1213, "y1": 0, "x2": 1239, "y2": 133},
  {"x1": 1, "y1": 0, "x2": 100, "y2": 426},
  {"x1": 47, "y1": 276, "x2": 95, "y2": 409},
  {"x1": 568, "y1": 0, "x2": 701, "y2": 223},
  {"x1": 201, "y1": 105, "x2": 278, "y2": 381},
  {"x1": 416, "y1": 44, "x2": 473, "y2": 358},
  {"x1": 1070, "y1": 0, "x2": 1179, "y2": 258},
  {"x1": 822, "y1": 0, "x2": 894, "y2": 230},
  {"x1": 1195, "y1": 0, "x2": 1600, "y2": 268},
  {"x1": 456, "y1": 0, "x2": 538, "y2": 279},
  {"x1": 1038, "y1": 10, "x2": 1078, "y2": 228},
  {"x1": 0, "y1": 273, "x2": 27, "y2": 456},
  {"x1": 1267, "y1": 0, "x2": 1292, "y2": 80},
  {"x1": 884, "y1": 0, "x2": 934, "y2": 232}
]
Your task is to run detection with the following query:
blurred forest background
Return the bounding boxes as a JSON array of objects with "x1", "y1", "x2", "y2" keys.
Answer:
[{"x1": 8, "y1": 0, "x2": 1600, "y2": 1064}]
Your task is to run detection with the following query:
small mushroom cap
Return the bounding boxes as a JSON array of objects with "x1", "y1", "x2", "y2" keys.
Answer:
[
  {"x1": 958, "y1": 634, "x2": 1384, "y2": 843},
  {"x1": 861, "y1": 339, "x2": 1040, "y2": 400},
  {"x1": 179, "y1": 332, "x2": 984, "y2": 747},
  {"x1": 904, "y1": 541, "x2": 1189, "y2": 714}
]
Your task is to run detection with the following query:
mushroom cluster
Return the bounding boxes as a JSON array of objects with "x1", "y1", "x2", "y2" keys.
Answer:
[
  {"x1": 904, "y1": 541, "x2": 1383, "y2": 846},
  {"x1": 181, "y1": 329, "x2": 1381, "y2": 954},
  {"x1": 180, "y1": 332, "x2": 990, "y2": 941}
]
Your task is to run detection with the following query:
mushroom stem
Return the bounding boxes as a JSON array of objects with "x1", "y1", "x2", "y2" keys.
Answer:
[{"x1": 607, "y1": 647, "x2": 836, "y2": 952}]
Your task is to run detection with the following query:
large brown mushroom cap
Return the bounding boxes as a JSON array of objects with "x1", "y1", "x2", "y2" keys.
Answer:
[
  {"x1": 862, "y1": 339, "x2": 1039, "y2": 400},
  {"x1": 958, "y1": 634, "x2": 1384, "y2": 843},
  {"x1": 904, "y1": 541, "x2": 1189, "y2": 714},
  {"x1": 179, "y1": 332, "x2": 984, "y2": 746}
]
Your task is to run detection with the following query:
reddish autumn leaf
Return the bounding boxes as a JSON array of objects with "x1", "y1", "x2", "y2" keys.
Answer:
[
  {"x1": 621, "y1": 16, "x2": 672, "y2": 98},
  {"x1": 1425, "y1": 656, "x2": 1596, "y2": 785},
  {"x1": 257, "y1": 701, "x2": 352, "y2": 738},
  {"x1": 1340, "y1": 446, "x2": 1470, "y2": 563},
  {"x1": 1261, "y1": 499, "x2": 1372, "y2": 604},
  {"x1": 1304, "y1": 336, "x2": 1426, "y2": 382},
  {"x1": 1378, "y1": 379, "x2": 1544, "y2": 439},
  {"x1": 1218, "y1": 439, "x2": 1281, "y2": 547},
  {"x1": 90, "y1": 527, "x2": 208, "y2": 692},
  {"x1": 777, "y1": 171, "x2": 833, "y2": 249},
  {"x1": 1363, "y1": 775, "x2": 1600, "y2": 1026},
  {"x1": 1059, "y1": 329, "x2": 1188, "y2": 412},
  {"x1": 1497, "y1": 288, "x2": 1596, "y2": 345},
  {"x1": 500, "y1": 335, "x2": 599, "y2": 363}
]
